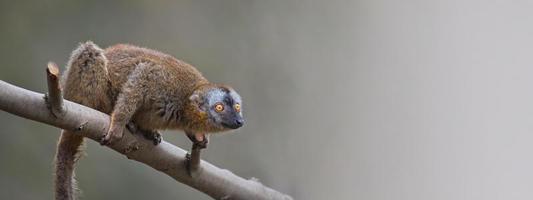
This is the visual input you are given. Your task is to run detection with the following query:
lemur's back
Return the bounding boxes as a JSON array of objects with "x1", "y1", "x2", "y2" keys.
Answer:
[{"x1": 104, "y1": 44, "x2": 209, "y2": 100}]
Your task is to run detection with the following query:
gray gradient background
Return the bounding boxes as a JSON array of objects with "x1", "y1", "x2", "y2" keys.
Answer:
[{"x1": 1, "y1": 0, "x2": 533, "y2": 199}]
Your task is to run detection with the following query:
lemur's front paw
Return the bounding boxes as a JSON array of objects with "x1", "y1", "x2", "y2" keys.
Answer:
[
  {"x1": 193, "y1": 133, "x2": 209, "y2": 149},
  {"x1": 100, "y1": 127, "x2": 124, "y2": 145}
]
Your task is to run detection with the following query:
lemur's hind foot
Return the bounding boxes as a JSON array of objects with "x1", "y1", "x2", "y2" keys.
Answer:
[{"x1": 126, "y1": 122, "x2": 162, "y2": 145}]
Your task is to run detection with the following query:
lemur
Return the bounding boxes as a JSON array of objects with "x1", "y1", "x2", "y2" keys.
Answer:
[{"x1": 55, "y1": 41, "x2": 244, "y2": 200}]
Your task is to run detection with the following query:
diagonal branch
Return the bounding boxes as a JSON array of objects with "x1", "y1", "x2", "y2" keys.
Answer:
[{"x1": 0, "y1": 79, "x2": 292, "y2": 200}]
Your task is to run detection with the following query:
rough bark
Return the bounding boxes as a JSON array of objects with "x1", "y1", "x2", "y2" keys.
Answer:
[{"x1": 0, "y1": 79, "x2": 292, "y2": 200}]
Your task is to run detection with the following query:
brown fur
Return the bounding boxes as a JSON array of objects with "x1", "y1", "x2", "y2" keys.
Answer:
[{"x1": 55, "y1": 41, "x2": 236, "y2": 200}]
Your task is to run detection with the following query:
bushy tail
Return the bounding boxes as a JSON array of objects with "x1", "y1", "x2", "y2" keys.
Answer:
[
  {"x1": 54, "y1": 41, "x2": 111, "y2": 200},
  {"x1": 55, "y1": 131, "x2": 85, "y2": 200}
]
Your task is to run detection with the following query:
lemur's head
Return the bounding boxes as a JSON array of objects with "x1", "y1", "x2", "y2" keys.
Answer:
[{"x1": 189, "y1": 84, "x2": 244, "y2": 131}]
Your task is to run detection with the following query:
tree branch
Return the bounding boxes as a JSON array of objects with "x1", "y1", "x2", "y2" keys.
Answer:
[{"x1": 0, "y1": 79, "x2": 292, "y2": 200}]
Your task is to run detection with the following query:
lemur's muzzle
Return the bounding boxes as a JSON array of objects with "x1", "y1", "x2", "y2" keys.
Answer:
[{"x1": 222, "y1": 118, "x2": 244, "y2": 129}]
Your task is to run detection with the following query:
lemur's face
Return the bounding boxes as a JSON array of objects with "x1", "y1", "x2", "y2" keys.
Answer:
[{"x1": 197, "y1": 87, "x2": 244, "y2": 130}]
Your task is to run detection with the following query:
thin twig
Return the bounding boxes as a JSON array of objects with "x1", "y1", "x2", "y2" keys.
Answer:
[
  {"x1": 45, "y1": 62, "x2": 64, "y2": 117},
  {"x1": 187, "y1": 144, "x2": 203, "y2": 176}
]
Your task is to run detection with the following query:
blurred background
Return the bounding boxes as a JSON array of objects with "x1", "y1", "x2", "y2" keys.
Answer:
[{"x1": 1, "y1": 0, "x2": 533, "y2": 199}]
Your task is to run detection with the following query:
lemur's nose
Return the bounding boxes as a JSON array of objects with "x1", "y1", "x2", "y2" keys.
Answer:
[{"x1": 235, "y1": 119, "x2": 244, "y2": 127}]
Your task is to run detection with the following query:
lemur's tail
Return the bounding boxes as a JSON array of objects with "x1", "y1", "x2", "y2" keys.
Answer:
[
  {"x1": 55, "y1": 131, "x2": 85, "y2": 200},
  {"x1": 54, "y1": 41, "x2": 111, "y2": 200}
]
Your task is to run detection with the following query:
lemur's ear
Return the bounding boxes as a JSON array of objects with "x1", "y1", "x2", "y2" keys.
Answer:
[{"x1": 189, "y1": 91, "x2": 206, "y2": 111}]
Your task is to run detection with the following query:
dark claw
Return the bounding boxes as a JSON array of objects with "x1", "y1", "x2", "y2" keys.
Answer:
[
  {"x1": 149, "y1": 132, "x2": 162, "y2": 145},
  {"x1": 186, "y1": 133, "x2": 209, "y2": 149},
  {"x1": 99, "y1": 135, "x2": 109, "y2": 146},
  {"x1": 185, "y1": 152, "x2": 194, "y2": 176},
  {"x1": 126, "y1": 122, "x2": 161, "y2": 146},
  {"x1": 195, "y1": 139, "x2": 208, "y2": 149},
  {"x1": 185, "y1": 153, "x2": 191, "y2": 169},
  {"x1": 140, "y1": 130, "x2": 161, "y2": 145},
  {"x1": 99, "y1": 131, "x2": 111, "y2": 145}
]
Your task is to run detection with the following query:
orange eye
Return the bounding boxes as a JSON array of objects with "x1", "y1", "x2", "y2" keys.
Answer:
[
  {"x1": 234, "y1": 103, "x2": 241, "y2": 112},
  {"x1": 214, "y1": 103, "x2": 224, "y2": 112}
]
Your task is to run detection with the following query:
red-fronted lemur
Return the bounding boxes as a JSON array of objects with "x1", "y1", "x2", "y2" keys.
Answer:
[{"x1": 55, "y1": 41, "x2": 244, "y2": 200}]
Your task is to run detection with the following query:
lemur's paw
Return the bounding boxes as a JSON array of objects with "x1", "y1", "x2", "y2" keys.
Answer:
[
  {"x1": 193, "y1": 133, "x2": 209, "y2": 149},
  {"x1": 100, "y1": 127, "x2": 124, "y2": 146},
  {"x1": 150, "y1": 132, "x2": 162, "y2": 145},
  {"x1": 126, "y1": 122, "x2": 161, "y2": 145},
  {"x1": 141, "y1": 130, "x2": 162, "y2": 145}
]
